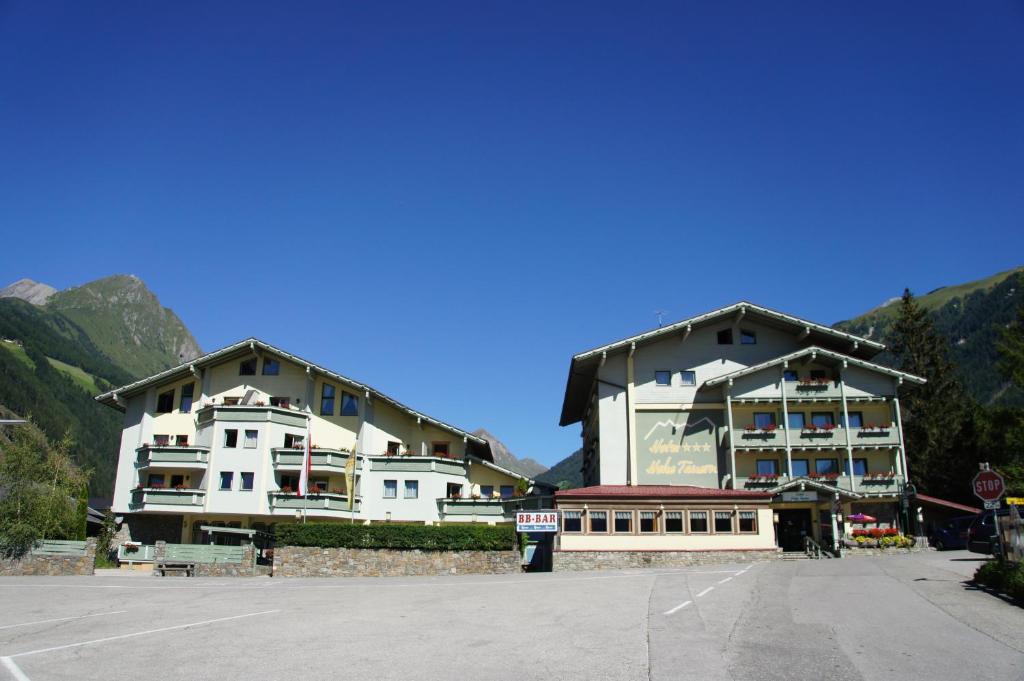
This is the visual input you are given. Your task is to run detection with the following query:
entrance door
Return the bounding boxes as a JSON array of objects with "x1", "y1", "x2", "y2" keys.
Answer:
[{"x1": 777, "y1": 509, "x2": 813, "y2": 551}]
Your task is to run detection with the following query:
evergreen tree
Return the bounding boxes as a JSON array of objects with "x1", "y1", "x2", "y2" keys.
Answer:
[
  {"x1": 889, "y1": 289, "x2": 977, "y2": 501},
  {"x1": 0, "y1": 421, "x2": 90, "y2": 557},
  {"x1": 998, "y1": 304, "x2": 1024, "y2": 389}
]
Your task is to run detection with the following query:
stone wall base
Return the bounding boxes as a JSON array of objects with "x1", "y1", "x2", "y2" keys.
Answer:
[
  {"x1": 553, "y1": 548, "x2": 780, "y2": 571},
  {"x1": 842, "y1": 546, "x2": 930, "y2": 557},
  {"x1": 0, "y1": 539, "x2": 97, "y2": 576},
  {"x1": 273, "y1": 547, "x2": 521, "y2": 577}
]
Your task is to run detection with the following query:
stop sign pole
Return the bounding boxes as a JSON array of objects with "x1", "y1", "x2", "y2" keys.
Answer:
[{"x1": 973, "y1": 466, "x2": 1006, "y2": 510}]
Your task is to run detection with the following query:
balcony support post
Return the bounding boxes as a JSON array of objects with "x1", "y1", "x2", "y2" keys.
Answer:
[
  {"x1": 725, "y1": 382, "x2": 737, "y2": 488},
  {"x1": 839, "y1": 364, "x2": 856, "y2": 492},
  {"x1": 892, "y1": 392, "x2": 907, "y2": 481},
  {"x1": 779, "y1": 365, "x2": 793, "y2": 477}
]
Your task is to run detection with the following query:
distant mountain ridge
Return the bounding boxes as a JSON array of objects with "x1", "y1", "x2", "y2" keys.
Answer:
[
  {"x1": 0, "y1": 278, "x2": 57, "y2": 305},
  {"x1": 471, "y1": 428, "x2": 548, "y2": 478}
]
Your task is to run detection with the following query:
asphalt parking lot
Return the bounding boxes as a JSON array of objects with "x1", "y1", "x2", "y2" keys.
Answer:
[{"x1": 0, "y1": 552, "x2": 1020, "y2": 681}]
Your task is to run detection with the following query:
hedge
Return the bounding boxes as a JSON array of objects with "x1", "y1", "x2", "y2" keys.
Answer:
[
  {"x1": 274, "y1": 522, "x2": 516, "y2": 552},
  {"x1": 974, "y1": 559, "x2": 1024, "y2": 601}
]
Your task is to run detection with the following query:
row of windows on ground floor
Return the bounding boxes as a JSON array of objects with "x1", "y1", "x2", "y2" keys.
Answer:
[{"x1": 560, "y1": 508, "x2": 759, "y2": 535}]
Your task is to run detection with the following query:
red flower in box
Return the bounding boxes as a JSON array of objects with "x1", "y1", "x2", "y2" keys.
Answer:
[
  {"x1": 869, "y1": 528, "x2": 884, "y2": 539},
  {"x1": 821, "y1": 423, "x2": 836, "y2": 432},
  {"x1": 883, "y1": 528, "x2": 899, "y2": 536},
  {"x1": 852, "y1": 529, "x2": 868, "y2": 537},
  {"x1": 744, "y1": 424, "x2": 758, "y2": 432},
  {"x1": 763, "y1": 423, "x2": 777, "y2": 433}
]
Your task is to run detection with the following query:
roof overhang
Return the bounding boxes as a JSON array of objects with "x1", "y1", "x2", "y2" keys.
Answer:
[
  {"x1": 559, "y1": 302, "x2": 885, "y2": 426},
  {"x1": 95, "y1": 338, "x2": 489, "y2": 451},
  {"x1": 705, "y1": 346, "x2": 926, "y2": 388},
  {"x1": 467, "y1": 455, "x2": 533, "y2": 483},
  {"x1": 768, "y1": 477, "x2": 864, "y2": 499}
]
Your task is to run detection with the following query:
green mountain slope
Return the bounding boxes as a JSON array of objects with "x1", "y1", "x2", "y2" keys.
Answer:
[
  {"x1": 45, "y1": 275, "x2": 201, "y2": 378},
  {"x1": 835, "y1": 266, "x2": 1024, "y2": 405},
  {"x1": 535, "y1": 449, "x2": 583, "y2": 489}
]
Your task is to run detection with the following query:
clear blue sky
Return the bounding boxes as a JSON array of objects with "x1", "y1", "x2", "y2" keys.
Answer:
[{"x1": 1, "y1": 2, "x2": 1022, "y2": 467}]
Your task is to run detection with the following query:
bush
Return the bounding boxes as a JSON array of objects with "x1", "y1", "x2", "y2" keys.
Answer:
[
  {"x1": 974, "y1": 560, "x2": 1024, "y2": 600},
  {"x1": 274, "y1": 522, "x2": 516, "y2": 552}
]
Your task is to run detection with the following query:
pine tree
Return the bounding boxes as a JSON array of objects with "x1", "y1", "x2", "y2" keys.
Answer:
[
  {"x1": 889, "y1": 289, "x2": 977, "y2": 501},
  {"x1": 998, "y1": 304, "x2": 1024, "y2": 389}
]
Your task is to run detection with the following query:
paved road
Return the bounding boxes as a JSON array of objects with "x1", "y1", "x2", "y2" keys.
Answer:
[{"x1": 0, "y1": 552, "x2": 1020, "y2": 681}]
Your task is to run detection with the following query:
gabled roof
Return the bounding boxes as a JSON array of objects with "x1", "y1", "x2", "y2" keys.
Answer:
[
  {"x1": 95, "y1": 338, "x2": 488, "y2": 450},
  {"x1": 560, "y1": 301, "x2": 885, "y2": 426},
  {"x1": 555, "y1": 484, "x2": 772, "y2": 499},
  {"x1": 704, "y1": 346, "x2": 926, "y2": 387},
  {"x1": 767, "y1": 476, "x2": 864, "y2": 499}
]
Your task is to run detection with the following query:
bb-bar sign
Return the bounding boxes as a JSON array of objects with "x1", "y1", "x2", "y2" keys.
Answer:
[{"x1": 516, "y1": 511, "x2": 559, "y2": 533}]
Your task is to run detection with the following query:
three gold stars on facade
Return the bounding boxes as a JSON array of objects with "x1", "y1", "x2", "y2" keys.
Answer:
[{"x1": 681, "y1": 442, "x2": 713, "y2": 453}]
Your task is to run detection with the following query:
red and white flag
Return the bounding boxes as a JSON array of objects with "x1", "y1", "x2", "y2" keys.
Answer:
[{"x1": 298, "y1": 421, "x2": 312, "y2": 496}]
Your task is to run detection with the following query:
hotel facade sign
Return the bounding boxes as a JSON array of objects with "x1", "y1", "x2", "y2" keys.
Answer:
[
  {"x1": 781, "y1": 491, "x2": 818, "y2": 502},
  {"x1": 635, "y1": 410, "x2": 721, "y2": 486}
]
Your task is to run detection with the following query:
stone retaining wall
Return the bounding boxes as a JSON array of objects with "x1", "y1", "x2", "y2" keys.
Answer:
[
  {"x1": 0, "y1": 538, "x2": 97, "y2": 576},
  {"x1": 273, "y1": 546, "x2": 521, "y2": 577},
  {"x1": 553, "y1": 548, "x2": 780, "y2": 571},
  {"x1": 842, "y1": 546, "x2": 930, "y2": 557}
]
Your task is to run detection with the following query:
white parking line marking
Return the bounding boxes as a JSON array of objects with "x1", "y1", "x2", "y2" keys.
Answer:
[
  {"x1": 717, "y1": 577, "x2": 733, "y2": 585},
  {"x1": 0, "y1": 611, "x2": 127, "y2": 631},
  {"x1": 662, "y1": 600, "x2": 692, "y2": 615},
  {"x1": 696, "y1": 586, "x2": 714, "y2": 598},
  {"x1": 6, "y1": 610, "x2": 279, "y2": 660},
  {"x1": 0, "y1": 656, "x2": 30, "y2": 681}
]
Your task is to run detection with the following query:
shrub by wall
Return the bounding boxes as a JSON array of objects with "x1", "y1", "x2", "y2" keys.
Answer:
[{"x1": 274, "y1": 522, "x2": 516, "y2": 552}]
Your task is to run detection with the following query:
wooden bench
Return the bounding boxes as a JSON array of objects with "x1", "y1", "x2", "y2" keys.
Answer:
[{"x1": 156, "y1": 561, "x2": 196, "y2": 577}]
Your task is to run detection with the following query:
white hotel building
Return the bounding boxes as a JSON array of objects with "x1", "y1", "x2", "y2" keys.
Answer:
[{"x1": 98, "y1": 339, "x2": 536, "y2": 545}]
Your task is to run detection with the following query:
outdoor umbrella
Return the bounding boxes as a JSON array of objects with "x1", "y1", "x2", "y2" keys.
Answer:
[{"x1": 846, "y1": 513, "x2": 877, "y2": 522}]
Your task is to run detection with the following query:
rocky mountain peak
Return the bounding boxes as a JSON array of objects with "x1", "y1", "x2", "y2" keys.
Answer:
[
  {"x1": 472, "y1": 428, "x2": 549, "y2": 478},
  {"x1": 0, "y1": 278, "x2": 58, "y2": 305}
]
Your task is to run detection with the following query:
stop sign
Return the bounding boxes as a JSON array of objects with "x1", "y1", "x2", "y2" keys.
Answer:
[{"x1": 972, "y1": 470, "x2": 1005, "y2": 503}]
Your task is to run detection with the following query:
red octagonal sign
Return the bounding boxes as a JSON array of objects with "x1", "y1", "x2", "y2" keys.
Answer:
[{"x1": 973, "y1": 470, "x2": 1005, "y2": 503}]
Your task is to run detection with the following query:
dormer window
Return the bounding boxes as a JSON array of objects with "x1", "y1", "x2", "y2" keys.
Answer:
[
  {"x1": 680, "y1": 370, "x2": 697, "y2": 386},
  {"x1": 262, "y1": 359, "x2": 280, "y2": 375},
  {"x1": 654, "y1": 371, "x2": 671, "y2": 386},
  {"x1": 156, "y1": 389, "x2": 174, "y2": 413},
  {"x1": 717, "y1": 329, "x2": 733, "y2": 345},
  {"x1": 740, "y1": 329, "x2": 757, "y2": 345},
  {"x1": 239, "y1": 358, "x2": 257, "y2": 376}
]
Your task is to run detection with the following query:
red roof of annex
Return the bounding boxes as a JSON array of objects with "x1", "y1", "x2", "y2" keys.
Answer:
[{"x1": 555, "y1": 485, "x2": 772, "y2": 499}]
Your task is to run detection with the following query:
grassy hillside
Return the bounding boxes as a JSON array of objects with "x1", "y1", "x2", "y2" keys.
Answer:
[
  {"x1": 535, "y1": 449, "x2": 583, "y2": 489},
  {"x1": 45, "y1": 275, "x2": 201, "y2": 378},
  {"x1": 836, "y1": 267, "x2": 1024, "y2": 405}
]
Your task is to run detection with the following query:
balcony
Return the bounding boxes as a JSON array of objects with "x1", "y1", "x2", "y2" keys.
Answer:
[
  {"x1": 135, "y1": 445, "x2": 210, "y2": 470},
  {"x1": 272, "y1": 448, "x2": 362, "y2": 472},
  {"x1": 195, "y1": 403, "x2": 307, "y2": 428},
  {"x1": 268, "y1": 491, "x2": 362, "y2": 515},
  {"x1": 737, "y1": 474, "x2": 903, "y2": 495},
  {"x1": 734, "y1": 427, "x2": 900, "y2": 450},
  {"x1": 129, "y1": 487, "x2": 205, "y2": 510},
  {"x1": 437, "y1": 498, "x2": 510, "y2": 520},
  {"x1": 368, "y1": 455, "x2": 468, "y2": 476}
]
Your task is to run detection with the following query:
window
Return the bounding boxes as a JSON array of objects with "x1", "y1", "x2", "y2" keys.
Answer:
[
  {"x1": 614, "y1": 511, "x2": 632, "y2": 533},
  {"x1": 753, "y1": 412, "x2": 776, "y2": 429},
  {"x1": 312, "y1": 479, "x2": 327, "y2": 492},
  {"x1": 240, "y1": 472, "x2": 254, "y2": 491},
  {"x1": 792, "y1": 459, "x2": 809, "y2": 477},
  {"x1": 665, "y1": 511, "x2": 684, "y2": 533},
  {"x1": 387, "y1": 441, "x2": 401, "y2": 456},
  {"x1": 811, "y1": 412, "x2": 834, "y2": 427},
  {"x1": 446, "y1": 483, "x2": 463, "y2": 498},
  {"x1": 788, "y1": 412, "x2": 805, "y2": 430},
  {"x1": 689, "y1": 511, "x2": 709, "y2": 533},
  {"x1": 270, "y1": 396, "x2": 291, "y2": 408},
  {"x1": 563, "y1": 510, "x2": 582, "y2": 533},
  {"x1": 244, "y1": 430, "x2": 258, "y2": 448},
  {"x1": 262, "y1": 359, "x2": 280, "y2": 375},
  {"x1": 589, "y1": 511, "x2": 608, "y2": 533},
  {"x1": 147, "y1": 473, "x2": 165, "y2": 487},
  {"x1": 500, "y1": 485, "x2": 514, "y2": 499},
  {"x1": 224, "y1": 429, "x2": 238, "y2": 448},
  {"x1": 739, "y1": 511, "x2": 757, "y2": 533},
  {"x1": 383, "y1": 480, "x2": 397, "y2": 499},
  {"x1": 432, "y1": 442, "x2": 450, "y2": 458},
  {"x1": 783, "y1": 370, "x2": 798, "y2": 382},
  {"x1": 640, "y1": 511, "x2": 657, "y2": 533},
  {"x1": 219, "y1": 471, "x2": 233, "y2": 490},
  {"x1": 175, "y1": 434, "x2": 189, "y2": 446},
  {"x1": 844, "y1": 458, "x2": 869, "y2": 476},
  {"x1": 809, "y1": 369, "x2": 827, "y2": 381},
  {"x1": 480, "y1": 485, "x2": 494, "y2": 499},
  {"x1": 740, "y1": 329, "x2": 757, "y2": 345},
  {"x1": 153, "y1": 434, "x2": 170, "y2": 446},
  {"x1": 655, "y1": 370, "x2": 672, "y2": 386},
  {"x1": 714, "y1": 511, "x2": 734, "y2": 533},
  {"x1": 756, "y1": 459, "x2": 779, "y2": 475},
  {"x1": 280, "y1": 474, "x2": 298, "y2": 491},
  {"x1": 239, "y1": 358, "x2": 257, "y2": 376},
  {"x1": 156, "y1": 389, "x2": 174, "y2": 413},
  {"x1": 680, "y1": 370, "x2": 696, "y2": 386},
  {"x1": 815, "y1": 458, "x2": 839, "y2": 475},
  {"x1": 404, "y1": 480, "x2": 419, "y2": 499},
  {"x1": 844, "y1": 411, "x2": 863, "y2": 428},
  {"x1": 320, "y1": 383, "x2": 335, "y2": 415},
  {"x1": 717, "y1": 329, "x2": 733, "y2": 345},
  {"x1": 284, "y1": 433, "x2": 304, "y2": 449},
  {"x1": 340, "y1": 392, "x2": 358, "y2": 416},
  {"x1": 179, "y1": 383, "x2": 194, "y2": 413},
  {"x1": 170, "y1": 474, "x2": 184, "y2": 488}
]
